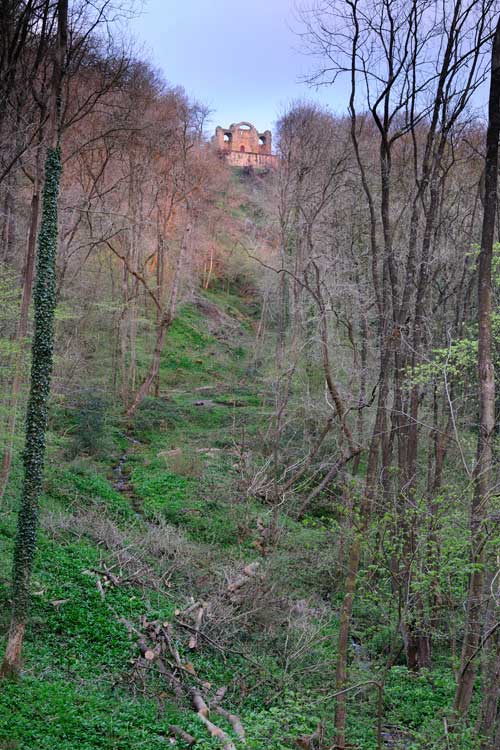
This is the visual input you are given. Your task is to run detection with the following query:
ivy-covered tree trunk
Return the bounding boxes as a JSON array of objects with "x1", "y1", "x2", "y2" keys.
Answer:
[
  {"x1": 0, "y1": 146, "x2": 62, "y2": 678},
  {"x1": 0, "y1": 0, "x2": 67, "y2": 679}
]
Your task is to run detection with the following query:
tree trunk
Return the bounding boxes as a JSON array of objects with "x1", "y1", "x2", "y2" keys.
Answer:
[
  {"x1": 478, "y1": 615, "x2": 500, "y2": 748},
  {"x1": 0, "y1": 182, "x2": 41, "y2": 502},
  {"x1": 454, "y1": 14, "x2": 500, "y2": 718},
  {"x1": 0, "y1": 144, "x2": 62, "y2": 678},
  {"x1": 125, "y1": 211, "x2": 191, "y2": 419},
  {"x1": 0, "y1": 169, "x2": 16, "y2": 263},
  {"x1": 119, "y1": 262, "x2": 130, "y2": 405},
  {"x1": 334, "y1": 534, "x2": 361, "y2": 749},
  {"x1": 0, "y1": 0, "x2": 67, "y2": 679},
  {"x1": 334, "y1": 344, "x2": 390, "y2": 747}
]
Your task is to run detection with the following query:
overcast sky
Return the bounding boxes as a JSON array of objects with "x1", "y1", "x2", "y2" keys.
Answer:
[{"x1": 130, "y1": 0, "x2": 344, "y2": 136}]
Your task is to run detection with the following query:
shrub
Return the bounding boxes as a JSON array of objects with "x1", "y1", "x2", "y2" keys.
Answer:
[
  {"x1": 132, "y1": 397, "x2": 182, "y2": 439},
  {"x1": 68, "y1": 390, "x2": 113, "y2": 458}
]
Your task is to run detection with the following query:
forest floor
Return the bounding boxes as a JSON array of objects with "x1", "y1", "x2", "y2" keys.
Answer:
[{"x1": 0, "y1": 286, "x2": 466, "y2": 750}]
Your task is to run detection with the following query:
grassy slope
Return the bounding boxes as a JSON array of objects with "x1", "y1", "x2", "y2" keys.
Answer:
[{"x1": 0, "y1": 183, "x2": 471, "y2": 750}]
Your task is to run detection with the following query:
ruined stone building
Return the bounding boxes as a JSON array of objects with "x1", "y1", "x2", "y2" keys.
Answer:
[{"x1": 213, "y1": 122, "x2": 277, "y2": 168}]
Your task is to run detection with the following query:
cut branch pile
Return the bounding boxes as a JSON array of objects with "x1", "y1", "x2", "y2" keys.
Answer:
[
  {"x1": 173, "y1": 561, "x2": 274, "y2": 653},
  {"x1": 131, "y1": 614, "x2": 246, "y2": 749}
]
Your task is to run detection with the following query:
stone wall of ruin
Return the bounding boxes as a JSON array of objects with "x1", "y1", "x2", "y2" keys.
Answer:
[
  {"x1": 224, "y1": 150, "x2": 278, "y2": 169},
  {"x1": 213, "y1": 122, "x2": 274, "y2": 166}
]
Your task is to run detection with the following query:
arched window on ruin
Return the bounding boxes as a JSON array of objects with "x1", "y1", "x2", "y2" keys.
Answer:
[
  {"x1": 259, "y1": 135, "x2": 267, "y2": 152},
  {"x1": 240, "y1": 145, "x2": 245, "y2": 152},
  {"x1": 223, "y1": 132, "x2": 232, "y2": 149}
]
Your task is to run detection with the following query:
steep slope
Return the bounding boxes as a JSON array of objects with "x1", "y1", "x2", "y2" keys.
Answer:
[{"x1": 0, "y1": 176, "x2": 465, "y2": 750}]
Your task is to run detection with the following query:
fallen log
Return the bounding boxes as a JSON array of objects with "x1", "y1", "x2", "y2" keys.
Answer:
[
  {"x1": 169, "y1": 725, "x2": 197, "y2": 746},
  {"x1": 214, "y1": 705, "x2": 246, "y2": 742},
  {"x1": 191, "y1": 690, "x2": 237, "y2": 750},
  {"x1": 227, "y1": 562, "x2": 260, "y2": 593},
  {"x1": 137, "y1": 637, "x2": 158, "y2": 662},
  {"x1": 133, "y1": 616, "x2": 246, "y2": 749},
  {"x1": 211, "y1": 686, "x2": 228, "y2": 705}
]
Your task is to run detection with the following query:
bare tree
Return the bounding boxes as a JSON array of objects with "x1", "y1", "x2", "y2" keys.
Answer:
[
  {"x1": 454, "y1": 10, "x2": 500, "y2": 722},
  {"x1": 298, "y1": 0, "x2": 499, "y2": 744}
]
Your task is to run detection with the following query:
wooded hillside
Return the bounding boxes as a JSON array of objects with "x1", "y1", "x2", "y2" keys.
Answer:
[{"x1": 0, "y1": 2, "x2": 499, "y2": 749}]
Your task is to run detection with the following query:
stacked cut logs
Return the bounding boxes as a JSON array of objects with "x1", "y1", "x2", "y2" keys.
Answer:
[{"x1": 131, "y1": 561, "x2": 264, "y2": 748}]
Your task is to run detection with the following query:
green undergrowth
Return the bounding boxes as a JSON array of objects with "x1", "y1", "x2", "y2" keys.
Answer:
[
  {"x1": 45, "y1": 465, "x2": 134, "y2": 520},
  {"x1": 157, "y1": 299, "x2": 252, "y2": 390},
  {"x1": 0, "y1": 288, "x2": 474, "y2": 749},
  {"x1": 0, "y1": 678, "x2": 182, "y2": 750}
]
